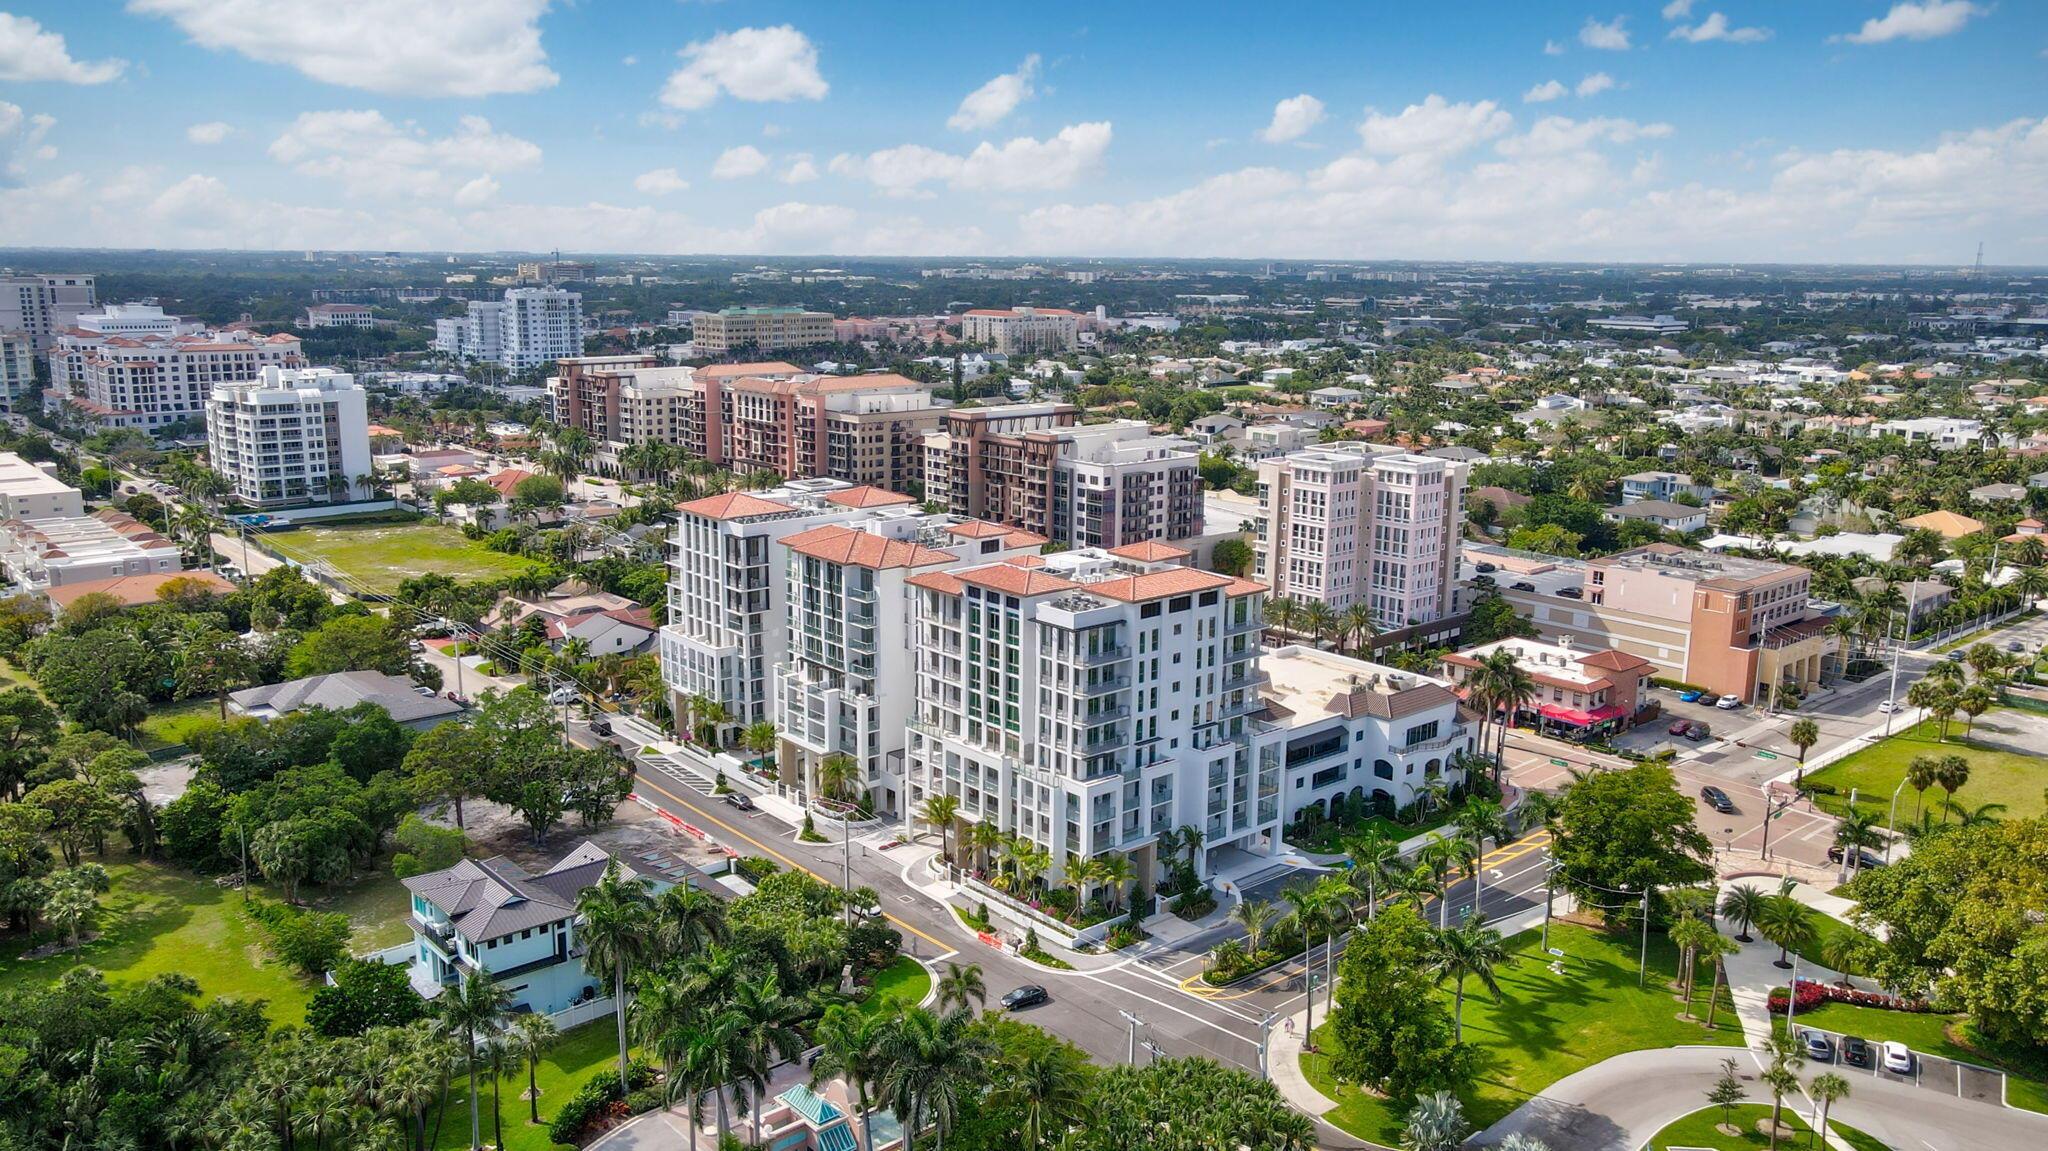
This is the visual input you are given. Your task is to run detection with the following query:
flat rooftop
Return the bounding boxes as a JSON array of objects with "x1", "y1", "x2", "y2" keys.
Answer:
[
  {"x1": 1591, "y1": 543, "x2": 1805, "y2": 586},
  {"x1": 1260, "y1": 644, "x2": 1455, "y2": 725}
]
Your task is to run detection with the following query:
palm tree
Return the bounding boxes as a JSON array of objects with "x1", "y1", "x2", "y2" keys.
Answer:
[
  {"x1": 1416, "y1": 837, "x2": 1458, "y2": 929},
  {"x1": 653, "y1": 883, "x2": 729, "y2": 964},
  {"x1": 1095, "y1": 851, "x2": 1134, "y2": 913},
  {"x1": 1339, "y1": 603, "x2": 1378, "y2": 655},
  {"x1": 1301, "y1": 601, "x2": 1339, "y2": 648},
  {"x1": 1454, "y1": 797, "x2": 1508, "y2": 910},
  {"x1": 1788, "y1": 718, "x2": 1820, "y2": 766},
  {"x1": 1809, "y1": 1072, "x2": 1851, "y2": 1149},
  {"x1": 1755, "y1": 894, "x2": 1816, "y2": 970},
  {"x1": 1761, "y1": 1062, "x2": 1802, "y2": 1151},
  {"x1": 1484, "y1": 651, "x2": 1538, "y2": 774},
  {"x1": 1957, "y1": 683, "x2": 1994, "y2": 737},
  {"x1": 505, "y1": 1013, "x2": 558, "y2": 1125},
  {"x1": 810, "y1": 1004, "x2": 889, "y2": 1151},
  {"x1": 1062, "y1": 855, "x2": 1103, "y2": 920},
  {"x1": 742, "y1": 721, "x2": 779, "y2": 773},
  {"x1": 1697, "y1": 932, "x2": 1739, "y2": 1029},
  {"x1": 878, "y1": 1006, "x2": 996, "y2": 1151},
  {"x1": 1671, "y1": 916, "x2": 1717, "y2": 1016},
  {"x1": 819, "y1": 752, "x2": 860, "y2": 803},
  {"x1": 1231, "y1": 898, "x2": 1278, "y2": 956},
  {"x1": 1430, "y1": 915, "x2": 1507, "y2": 1041},
  {"x1": 436, "y1": 970, "x2": 511, "y2": 1151},
  {"x1": 1263, "y1": 596, "x2": 1299, "y2": 642},
  {"x1": 1400, "y1": 1090, "x2": 1470, "y2": 1151},
  {"x1": 681, "y1": 1010, "x2": 746, "y2": 1145},
  {"x1": 997, "y1": 1047, "x2": 1089, "y2": 1151},
  {"x1": 1906, "y1": 754, "x2": 1940, "y2": 820},
  {"x1": 575, "y1": 860, "x2": 655, "y2": 1082},
  {"x1": 1719, "y1": 883, "x2": 1765, "y2": 943},
  {"x1": 1933, "y1": 753, "x2": 1971, "y2": 823},
  {"x1": 1831, "y1": 811, "x2": 1881, "y2": 879},
  {"x1": 921, "y1": 793, "x2": 961, "y2": 865},
  {"x1": 963, "y1": 820, "x2": 1006, "y2": 873},
  {"x1": 1345, "y1": 827, "x2": 1400, "y2": 920},
  {"x1": 1947, "y1": 798, "x2": 2006, "y2": 827},
  {"x1": 936, "y1": 963, "x2": 986, "y2": 1015},
  {"x1": 729, "y1": 972, "x2": 807, "y2": 1146}
]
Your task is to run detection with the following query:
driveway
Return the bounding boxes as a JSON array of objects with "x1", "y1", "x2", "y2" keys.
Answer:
[{"x1": 1472, "y1": 1045, "x2": 2046, "y2": 1151}]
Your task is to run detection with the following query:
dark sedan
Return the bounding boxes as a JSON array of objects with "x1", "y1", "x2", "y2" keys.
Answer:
[{"x1": 1000, "y1": 985, "x2": 1049, "y2": 1011}]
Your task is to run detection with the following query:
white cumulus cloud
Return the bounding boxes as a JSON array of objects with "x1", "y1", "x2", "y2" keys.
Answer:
[
  {"x1": 0, "y1": 12, "x2": 126, "y2": 83},
  {"x1": 1670, "y1": 12, "x2": 1772, "y2": 43},
  {"x1": 1661, "y1": 0, "x2": 1694, "y2": 19},
  {"x1": 660, "y1": 25, "x2": 827, "y2": 111},
  {"x1": 1837, "y1": 2, "x2": 1983, "y2": 45},
  {"x1": 835, "y1": 122, "x2": 1112, "y2": 197},
  {"x1": 780, "y1": 155, "x2": 819, "y2": 184},
  {"x1": 186, "y1": 121, "x2": 233, "y2": 145},
  {"x1": 267, "y1": 110, "x2": 541, "y2": 198},
  {"x1": 1523, "y1": 80, "x2": 1568, "y2": 104},
  {"x1": 948, "y1": 55, "x2": 1040, "y2": 131},
  {"x1": 711, "y1": 144, "x2": 769, "y2": 179},
  {"x1": 1576, "y1": 72, "x2": 1616, "y2": 97},
  {"x1": 633, "y1": 167, "x2": 689, "y2": 195},
  {"x1": 1259, "y1": 94, "x2": 1326, "y2": 143},
  {"x1": 1358, "y1": 96, "x2": 1512, "y2": 159},
  {"x1": 1579, "y1": 15, "x2": 1631, "y2": 50},
  {"x1": 129, "y1": 0, "x2": 555, "y2": 97}
]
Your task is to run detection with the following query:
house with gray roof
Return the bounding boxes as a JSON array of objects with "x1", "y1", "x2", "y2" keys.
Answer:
[{"x1": 229, "y1": 670, "x2": 461, "y2": 728}]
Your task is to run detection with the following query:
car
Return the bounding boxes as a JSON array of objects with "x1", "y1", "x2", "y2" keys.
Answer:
[
  {"x1": 1669, "y1": 719, "x2": 1692, "y2": 736},
  {"x1": 1947, "y1": 650, "x2": 1967, "y2": 663},
  {"x1": 1842, "y1": 1036, "x2": 1872, "y2": 1068},
  {"x1": 1474, "y1": 562, "x2": 1497, "y2": 573},
  {"x1": 1881, "y1": 1040, "x2": 1914, "y2": 1075},
  {"x1": 1804, "y1": 1031, "x2": 1835, "y2": 1062},
  {"x1": 1677, "y1": 690, "x2": 1704, "y2": 703},
  {"x1": 2006, "y1": 641, "x2": 2027, "y2": 653},
  {"x1": 589, "y1": 717, "x2": 612, "y2": 737},
  {"x1": 1714, "y1": 694, "x2": 1742, "y2": 710},
  {"x1": 1685, "y1": 722, "x2": 1711, "y2": 741},
  {"x1": 1699, "y1": 785, "x2": 1736, "y2": 814},
  {"x1": 1000, "y1": 985, "x2": 1049, "y2": 1011},
  {"x1": 547, "y1": 686, "x2": 579, "y2": 705},
  {"x1": 1511, "y1": 581, "x2": 1536, "y2": 592},
  {"x1": 412, "y1": 685, "x2": 436, "y2": 697},
  {"x1": 1828, "y1": 845, "x2": 1884, "y2": 869},
  {"x1": 1876, "y1": 699, "x2": 1899, "y2": 714},
  {"x1": 722, "y1": 793, "x2": 755, "y2": 811},
  {"x1": 1556, "y1": 586, "x2": 1583, "y2": 599}
]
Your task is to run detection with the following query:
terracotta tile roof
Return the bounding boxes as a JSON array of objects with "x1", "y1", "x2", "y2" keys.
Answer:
[
  {"x1": 696, "y1": 361, "x2": 803, "y2": 380},
  {"x1": 1898, "y1": 509, "x2": 1985, "y2": 539},
  {"x1": 48, "y1": 570, "x2": 237, "y2": 610},
  {"x1": 1223, "y1": 578, "x2": 1269, "y2": 597},
  {"x1": 675, "y1": 491, "x2": 795, "y2": 521},
  {"x1": 1107, "y1": 540, "x2": 1190, "y2": 562},
  {"x1": 1327, "y1": 681, "x2": 1462, "y2": 720},
  {"x1": 823, "y1": 485, "x2": 916, "y2": 509},
  {"x1": 1576, "y1": 649, "x2": 1655, "y2": 674},
  {"x1": 907, "y1": 570, "x2": 965, "y2": 595},
  {"x1": 947, "y1": 520, "x2": 1012, "y2": 539},
  {"x1": 953, "y1": 563, "x2": 1082, "y2": 596},
  {"x1": 1085, "y1": 568, "x2": 1235, "y2": 603},
  {"x1": 782, "y1": 525, "x2": 958, "y2": 569},
  {"x1": 1011, "y1": 555, "x2": 1049, "y2": 568},
  {"x1": 1002, "y1": 528, "x2": 1048, "y2": 548},
  {"x1": 485, "y1": 469, "x2": 536, "y2": 497}
]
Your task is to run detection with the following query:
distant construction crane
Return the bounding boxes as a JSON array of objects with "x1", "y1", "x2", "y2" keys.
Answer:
[{"x1": 1973, "y1": 241, "x2": 1985, "y2": 281}]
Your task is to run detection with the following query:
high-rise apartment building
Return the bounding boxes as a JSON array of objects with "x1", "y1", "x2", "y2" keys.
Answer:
[
  {"x1": 0, "y1": 274, "x2": 96, "y2": 352},
  {"x1": 548, "y1": 356, "x2": 946, "y2": 490},
  {"x1": 0, "y1": 334, "x2": 32, "y2": 413},
  {"x1": 924, "y1": 405, "x2": 1204, "y2": 548},
  {"x1": 958, "y1": 307, "x2": 1082, "y2": 354},
  {"x1": 692, "y1": 306, "x2": 835, "y2": 354},
  {"x1": 51, "y1": 321, "x2": 306, "y2": 431},
  {"x1": 204, "y1": 366, "x2": 372, "y2": 508},
  {"x1": 435, "y1": 288, "x2": 583, "y2": 369},
  {"x1": 1255, "y1": 444, "x2": 1469, "y2": 631}
]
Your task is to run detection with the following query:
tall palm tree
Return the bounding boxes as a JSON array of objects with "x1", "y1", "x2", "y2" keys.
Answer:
[
  {"x1": 1755, "y1": 894, "x2": 1816, "y2": 970},
  {"x1": 1671, "y1": 916, "x2": 1718, "y2": 1016},
  {"x1": 742, "y1": 721, "x2": 779, "y2": 774},
  {"x1": 819, "y1": 752, "x2": 861, "y2": 803},
  {"x1": 575, "y1": 860, "x2": 655, "y2": 1082},
  {"x1": 1301, "y1": 601, "x2": 1339, "y2": 648},
  {"x1": 1281, "y1": 883, "x2": 1332, "y2": 1046},
  {"x1": 1430, "y1": 915, "x2": 1507, "y2": 1041},
  {"x1": 1933, "y1": 754, "x2": 1971, "y2": 822},
  {"x1": 1345, "y1": 827, "x2": 1400, "y2": 921},
  {"x1": 1905, "y1": 755, "x2": 1940, "y2": 821},
  {"x1": 1231, "y1": 898, "x2": 1278, "y2": 956},
  {"x1": 1719, "y1": 883, "x2": 1765, "y2": 943},
  {"x1": 877, "y1": 1007, "x2": 995, "y2": 1151},
  {"x1": 436, "y1": 970, "x2": 511, "y2": 1151},
  {"x1": 810, "y1": 1004, "x2": 890, "y2": 1151},
  {"x1": 921, "y1": 794, "x2": 961, "y2": 865},
  {"x1": 1339, "y1": 603, "x2": 1378, "y2": 655},
  {"x1": 680, "y1": 1010, "x2": 746, "y2": 1145},
  {"x1": 996, "y1": 1047, "x2": 1089, "y2": 1151},
  {"x1": 1697, "y1": 932, "x2": 1739, "y2": 1029},
  {"x1": 1454, "y1": 797, "x2": 1508, "y2": 911},
  {"x1": 728, "y1": 972, "x2": 807, "y2": 1147},
  {"x1": 505, "y1": 1012, "x2": 558, "y2": 1126},
  {"x1": 1809, "y1": 1072, "x2": 1852, "y2": 1149},
  {"x1": 1095, "y1": 851, "x2": 1134, "y2": 913},
  {"x1": 1483, "y1": 650, "x2": 1538, "y2": 775},
  {"x1": 1416, "y1": 837, "x2": 1458, "y2": 929},
  {"x1": 936, "y1": 963, "x2": 986, "y2": 1016},
  {"x1": 1761, "y1": 1061, "x2": 1802, "y2": 1151},
  {"x1": 1264, "y1": 596, "x2": 1299, "y2": 642},
  {"x1": 653, "y1": 884, "x2": 729, "y2": 964}
]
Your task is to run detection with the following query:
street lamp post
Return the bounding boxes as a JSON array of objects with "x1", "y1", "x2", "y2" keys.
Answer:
[
  {"x1": 1540, "y1": 860, "x2": 1557, "y2": 953},
  {"x1": 1118, "y1": 1010, "x2": 1142, "y2": 1065},
  {"x1": 1637, "y1": 886, "x2": 1651, "y2": 989},
  {"x1": 1256, "y1": 1012, "x2": 1274, "y2": 1080},
  {"x1": 1882, "y1": 595, "x2": 1917, "y2": 738},
  {"x1": 1884, "y1": 777, "x2": 1909, "y2": 864}
]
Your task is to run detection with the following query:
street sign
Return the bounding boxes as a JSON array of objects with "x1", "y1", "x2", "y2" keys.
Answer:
[
  {"x1": 1754, "y1": 750, "x2": 1779, "y2": 761},
  {"x1": 1549, "y1": 757, "x2": 1568, "y2": 767}
]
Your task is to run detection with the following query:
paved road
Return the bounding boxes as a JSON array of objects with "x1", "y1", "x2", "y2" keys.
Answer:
[
  {"x1": 600, "y1": 732, "x2": 1555, "y2": 1084},
  {"x1": 1474, "y1": 1045, "x2": 2047, "y2": 1151}
]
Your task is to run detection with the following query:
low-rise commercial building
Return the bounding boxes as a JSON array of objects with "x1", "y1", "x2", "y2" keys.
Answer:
[
  {"x1": 304, "y1": 303, "x2": 376, "y2": 328},
  {"x1": 0, "y1": 509, "x2": 182, "y2": 590},
  {"x1": 0, "y1": 452, "x2": 83, "y2": 521},
  {"x1": 1442, "y1": 635, "x2": 1654, "y2": 741}
]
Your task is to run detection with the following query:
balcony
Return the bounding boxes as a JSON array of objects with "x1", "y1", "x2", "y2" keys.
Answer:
[
  {"x1": 1080, "y1": 729, "x2": 1128, "y2": 755},
  {"x1": 1225, "y1": 614, "x2": 1264, "y2": 635},
  {"x1": 1081, "y1": 674, "x2": 1131, "y2": 696},
  {"x1": 1083, "y1": 704, "x2": 1131, "y2": 723},
  {"x1": 1222, "y1": 668, "x2": 1269, "y2": 692},
  {"x1": 1078, "y1": 644, "x2": 1130, "y2": 666}
]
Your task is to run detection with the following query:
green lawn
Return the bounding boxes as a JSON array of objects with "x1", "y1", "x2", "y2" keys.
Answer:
[
  {"x1": 1782, "y1": 1001, "x2": 2048, "y2": 1114},
  {"x1": 0, "y1": 857, "x2": 415, "y2": 1023},
  {"x1": 1805, "y1": 717, "x2": 2048, "y2": 823},
  {"x1": 1300, "y1": 922, "x2": 1743, "y2": 1143},
  {"x1": 263, "y1": 518, "x2": 538, "y2": 594},
  {"x1": 0, "y1": 656, "x2": 47, "y2": 700},
  {"x1": 1286, "y1": 805, "x2": 1460, "y2": 854},
  {"x1": 859, "y1": 955, "x2": 931, "y2": 1016},
  {"x1": 430, "y1": 1018, "x2": 632, "y2": 1151},
  {"x1": 1794, "y1": 910, "x2": 1882, "y2": 971},
  {"x1": 137, "y1": 697, "x2": 223, "y2": 751},
  {"x1": 1647, "y1": 1104, "x2": 1888, "y2": 1151}
]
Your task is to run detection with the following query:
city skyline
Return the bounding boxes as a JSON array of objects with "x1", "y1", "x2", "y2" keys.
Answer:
[{"x1": 0, "y1": 2, "x2": 2043, "y2": 262}]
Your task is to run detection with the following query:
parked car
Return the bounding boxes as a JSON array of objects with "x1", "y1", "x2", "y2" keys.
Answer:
[
  {"x1": 1677, "y1": 690, "x2": 1703, "y2": 703},
  {"x1": 1699, "y1": 785, "x2": 1736, "y2": 814},
  {"x1": 1714, "y1": 694, "x2": 1742, "y2": 710},
  {"x1": 1881, "y1": 1041, "x2": 1914, "y2": 1075},
  {"x1": 1685, "y1": 722, "x2": 1711, "y2": 741},
  {"x1": 1804, "y1": 1031, "x2": 1835, "y2": 1062},
  {"x1": 1828, "y1": 844, "x2": 1884, "y2": 869},
  {"x1": 1556, "y1": 586, "x2": 1583, "y2": 599},
  {"x1": 1843, "y1": 1036, "x2": 1871, "y2": 1068},
  {"x1": 1000, "y1": 985, "x2": 1049, "y2": 1011},
  {"x1": 1511, "y1": 581, "x2": 1536, "y2": 592},
  {"x1": 1947, "y1": 650, "x2": 1967, "y2": 663},
  {"x1": 2006, "y1": 641, "x2": 2027, "y2": 653},
  {"x1": 589, "y1": 717, "x2": 612, "y2": 737},
  {"x1": 722, "y1": 793, "x2": 755, "y2": 811},
  {"x1": 1669, "y1": 719, "x2": 1692, "y2": 736}
]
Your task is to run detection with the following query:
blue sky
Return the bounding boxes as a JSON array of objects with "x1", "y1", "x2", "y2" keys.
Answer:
[{"x1": 1, "y1": 1, "x2": 2044, "y2": 262}]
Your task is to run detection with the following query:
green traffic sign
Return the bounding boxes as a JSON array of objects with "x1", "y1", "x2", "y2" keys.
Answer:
[
  {"x1": 1549, "y1": 757, "x2": 1568, "y2": 767},
  {"x1": 1754, "y1": 750, "x2": 1778, "y2": 761}
]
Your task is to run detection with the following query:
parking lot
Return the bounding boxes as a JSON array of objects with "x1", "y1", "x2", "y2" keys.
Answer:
[{"x1": 1792, "y1": 1026, "x2": 2006, "y2": 1104}]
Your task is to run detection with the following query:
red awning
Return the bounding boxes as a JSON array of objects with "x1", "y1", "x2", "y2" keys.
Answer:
[{"x1": 1537, "y1": 702, "x2": 1627, "y2": 727}]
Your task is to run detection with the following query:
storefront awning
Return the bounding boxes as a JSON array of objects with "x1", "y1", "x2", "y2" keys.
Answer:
[{"x1": 1537, "y1": 702, "x2": 1627, "y2": 727}]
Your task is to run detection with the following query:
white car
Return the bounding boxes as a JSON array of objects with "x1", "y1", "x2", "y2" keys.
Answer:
[
  {"x1": 547, "y1": 686, "x2": 579, "y2": 704},
  {"x1": 1876, "y1": 700, "x2": 1899, "y2": 714},
  {"x1": 1881, "y1": 1040, "x2": 1914, "y2": 1075},
  {"x1": 1715, "y1": 694, "x2": 1742, "y2": 710}
]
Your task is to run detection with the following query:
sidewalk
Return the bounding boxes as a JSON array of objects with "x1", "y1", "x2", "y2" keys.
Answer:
[
  {"x1": 1266, "y1": 1005, "x2": 1375, "y2": 1150},
  {"x1": 889, "y1": 839, "x2": 1129, "y2": 973}
]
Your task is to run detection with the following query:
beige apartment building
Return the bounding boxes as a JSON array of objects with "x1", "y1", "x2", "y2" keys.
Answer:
[
  {"x1": 693, "y1": 306, "x2": 835, "y2": 354},
  {"x1": 958, "y1": 307, "x2": 1082, "y2": 354},
  {"x1": 1472, "y1": 541, "x2": 1834, "y2": 703}
]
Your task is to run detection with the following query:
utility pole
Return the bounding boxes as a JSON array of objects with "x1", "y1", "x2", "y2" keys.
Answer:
[
  {"x1": 1540, "y1": 860, "x2": 1557, "y2": 953},
  {"x1": 1884, "y1": 777, "x2": 1908, "y2": 864},
  {"x1": 1637, "y1": 886, "x2": 1651, "y2": 988},
  {"x1": 450, "y1": 624, "x2": 467, "y2": 700},
  {"x1": 1141, "y1": 1040, "x2": 1164, "y2": 1065},
  {"x1": 1118, "y1": 1010, "x2": 1142, "y2": 1065},
  {"x1": 239, "y1": 820, "x2": 249, "y2": 903},
  {"x1": 841, "y1": 816, "x2": 854, "y2": 925},
  {"x1": 1257, "y1": 1012, "x2": 1274, "y2": 1080},
  {"x1": 1784, "y1": 955, "x2": 1802, "y2": 1042},
  {"x1": 1882, "y1": 595, "x2": 1917, "y2": 737}
]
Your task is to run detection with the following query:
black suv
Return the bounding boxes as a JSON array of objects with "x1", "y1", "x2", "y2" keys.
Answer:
[{"x1": 1699, "y1": 785, "x2": 1736, "y2": 814}]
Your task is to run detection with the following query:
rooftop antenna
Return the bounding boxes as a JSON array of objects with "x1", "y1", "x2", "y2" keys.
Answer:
[{"x1": 1972, "y1": 241, "x2": 1984, "y2": 282}]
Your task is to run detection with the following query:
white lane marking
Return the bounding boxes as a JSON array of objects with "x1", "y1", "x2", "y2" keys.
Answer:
[{"x1": 1076, "y1": 970, "x2": 1266, "y2": 1053}]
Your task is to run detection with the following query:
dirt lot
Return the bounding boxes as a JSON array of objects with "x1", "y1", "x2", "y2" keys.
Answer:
[{"x1": 447, "y1": 795, "x2": 731, "y2": 874}]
